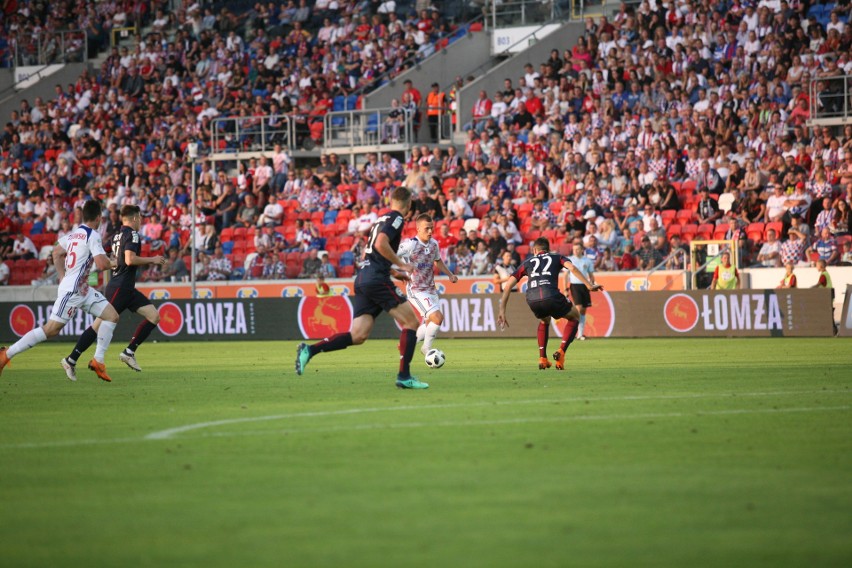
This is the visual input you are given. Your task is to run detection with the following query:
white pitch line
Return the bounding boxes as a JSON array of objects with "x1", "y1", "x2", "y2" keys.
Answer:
[
  {"x1": 0, "y1": 391, "x2": 848, "y2": 450},
  {"x1": 145, "y1": 389, "x2": 850, "y2": 441}
]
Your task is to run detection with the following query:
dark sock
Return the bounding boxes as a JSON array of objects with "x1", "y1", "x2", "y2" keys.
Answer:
[
  {"x1": 537, "y1": 322, "x2": 549, "y2": 357},
  {"x1": 67, "y1": 326, "x2": 98, "y2": 365},
  {"x1": 309, "y1": 332, "x2": 353, "y2": 356},
  {"x1": 398, "y1": 328, "x2": 417, "y2": 377},
  {"x1": 560, "y1": 319, "x2": 579, "y2": 352},
  {"x1": 128, "y1": 320, "x2": 157, "y2": 353}
]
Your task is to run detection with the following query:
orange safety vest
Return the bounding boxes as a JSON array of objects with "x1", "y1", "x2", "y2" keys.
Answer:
[{"x1": 427, "y1": 91, "x2": 444, "y2": 116}]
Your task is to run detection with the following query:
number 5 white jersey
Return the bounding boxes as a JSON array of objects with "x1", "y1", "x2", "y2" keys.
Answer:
[
  {"x1": 56, "y1": 224, "x2": 105, "y2": 295},
  {"x1": 397, "y1": 236, "x2": 441, "y2": 294}
]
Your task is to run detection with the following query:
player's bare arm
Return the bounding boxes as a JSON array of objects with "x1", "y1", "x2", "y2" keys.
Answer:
[
  {"x1": 125, "y1": 249, "x2": 167, "y2": 267},
  {"x1": 436, "y1": 258, "x2": 458, "y2": 283},
  {"x1": 374, "y1": 232, "x2": 414, "y2": 273},
  {"x1": 93, "y1": 253, "x2": 113, "y2": 272},
  {"x1": 52, "y1": 244, "x2": 66, "y2": 279},
  {"x1": 564, "y1": 260, "x2": 603, "y2": 291},
  {"x1": 496, "y1": 275, "x2": 520, "y2": 329}
]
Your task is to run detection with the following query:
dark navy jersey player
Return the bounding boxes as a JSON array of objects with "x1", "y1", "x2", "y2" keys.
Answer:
[
  {"x1": 497, "y1": 237, "x2": 603, "y2": 371},
  {"x1": 61, "y1": 205, "x2": 166, "y2": 380},
  {"x1": 296, "y1": 187, "x2": 430, "y2": 389}
]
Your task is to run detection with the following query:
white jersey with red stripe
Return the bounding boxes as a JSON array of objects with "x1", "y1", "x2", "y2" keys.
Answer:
[
  {"x1": 56, "y1": 224, "x2": 105, "y2": 295},
  {"x1": 397, "y1": 236, "x2": 440, "y2": 294}
]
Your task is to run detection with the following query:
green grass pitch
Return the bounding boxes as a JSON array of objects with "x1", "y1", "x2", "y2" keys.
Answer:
[{"x1": 1, "y1": 338, "x2": 850, "y2": 567}]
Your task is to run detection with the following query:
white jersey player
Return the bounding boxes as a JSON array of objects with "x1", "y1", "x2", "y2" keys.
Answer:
[
  {"x1": 0, "y1": 200, "x2": 120, "y2": 382},
  {"x1": 396, "y1": 213, "x2": 457, "y2": 355}
]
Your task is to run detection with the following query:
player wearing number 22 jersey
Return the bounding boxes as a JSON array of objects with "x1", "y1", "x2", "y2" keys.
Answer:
[
  {"x1": 496, "y1": 237, "x2": 603, "y2": 371},
  {"x1": 0, "y1": 200, "x2": 120, "y2": 382},
  {"x1": 295, "y1": 187, "x2": 430, "y2": 389}
]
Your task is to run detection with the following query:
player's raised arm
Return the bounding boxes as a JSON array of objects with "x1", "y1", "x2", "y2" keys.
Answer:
[{"x1": 563, "y1": 258, "x2": 603, "y2": 291}]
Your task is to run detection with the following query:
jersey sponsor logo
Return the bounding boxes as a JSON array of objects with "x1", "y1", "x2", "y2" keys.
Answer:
[
  {"x1": 281, "y1": 286, "x2": 305, "y2": 298},
  {"x1": 519, "y1": 281, "x2": 528, "y2": 293},
  {"x1": 194, "y1": 288, "x2": 214, "y2": 299},
  {"x1": 157, "y1": 302, "x2": 184, "y2": 336},
  {"x1": 470, "y1": 281, "x2": 495, "y2": 294},
  {"x1": 297, "y1": 295, "x2": 353, "y2": 339},
  {"x1": 664, "y1": 294, "x2": 700, "y2": 333},
  {"x1": 552, "y1": 290, "x2": 615, "y2": 338},
  {"x1": 148, "y1": 289, "x2": 171, "y2": 300},
  {"x1": 625, "y1": 277, "x2": 650, "y2": 291},
  {"x1": 9, "y1": 304, "x2": 35, "y2": 337},
  {"x1": 237, "y1": 287, "x2": 259, "y2": 298}
]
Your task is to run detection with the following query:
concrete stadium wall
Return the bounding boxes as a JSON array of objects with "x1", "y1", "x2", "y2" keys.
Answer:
[{"x1": 0, "y1": 63, "x2": 89, "y2": 121}]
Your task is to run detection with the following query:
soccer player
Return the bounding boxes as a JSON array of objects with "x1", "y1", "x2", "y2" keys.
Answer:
[
  {"x1": 496, "y1": 237, "x2": 603, "y2": 370},
  {"x1": 396, "y1": 213, "x2": 458, "y2": 356},
  {"x1": 61, "y1": 205, "x2": 166, "y2": 379},
  {"x1": 0, "y1": 200, "x2": 120, "y2": 381},
  {"x1": 566, "y1": 238, "x2": 596, "y2": 340},
  {"x1": 295, "y1": 187, "x2": 429, "y2": 389}
]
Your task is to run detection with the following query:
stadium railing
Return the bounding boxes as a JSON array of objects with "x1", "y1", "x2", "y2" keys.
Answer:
[
  {"x1": 809, "y1": 74, "x2": 851, "y2": 126},
  {"x1": 211, "y1": 115, "x2": 294, "y2": 155},
  {"x1": 13, "y1": 29, "x2": 87, "y2": 67}
]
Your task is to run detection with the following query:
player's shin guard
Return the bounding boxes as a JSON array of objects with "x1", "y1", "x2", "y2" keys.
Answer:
[
  {"x1": 537, "y1": 321, "x2": 549, "y2": 357},
  {"x1": 422, "y1": 321, "x2": 440, "y2": 352},
  {"x1": 7, "y1": 327, "x2": 48, "y2": 358},
  {"x1": 310, "y1": 332, "x2": 353, "y2": 356},
  {"x1": 93, "y1": 321, "x2": 117, "y2": 363},
  {"x1": 128, "y1": 320, "x2": 157, "y2": 353},
  {"x1": 68, "y1": 326, "x2": 98, "y2": 365},
  {"x1": 399, "y1": 328, "x2": 417, "y2": 377},
  {"x1": 560, "y1": 319, "x2": 580, "y2": 351}
]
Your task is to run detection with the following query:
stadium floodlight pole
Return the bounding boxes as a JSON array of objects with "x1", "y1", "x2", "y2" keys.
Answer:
[{"x1": 188, "y1": 142, "x2": 199, "y2": 300}]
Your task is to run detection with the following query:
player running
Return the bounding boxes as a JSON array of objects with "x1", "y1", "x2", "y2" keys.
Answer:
[
  {"x1": 295, "y1": 187, "x2": 429, "y2": 389},
  {"x1": 0, "y1": 200, "x2": 120, "y2": 381},
  {"x1": 496, "y1": 237, "x2": 603, "y2": 370},
  {"x1": 61, "y1": 205, "x2": 166, "y2": 380},
  {"x1": 396, "y1": 214, "x2": 458, "y2": 356}
]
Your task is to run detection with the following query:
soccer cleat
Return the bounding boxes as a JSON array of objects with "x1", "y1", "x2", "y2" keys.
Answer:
[
  {"x1": 60, "y1": 358, "x2": 77, "y2": 382},
  {"x1": 552, "y1": 349, "x2": 566, "y2": 371},
  {"x1": 119, "y1": 351, "x2": 142, "y2": 372},
  {"x1": 295, "y1": 343, "x2": 311, "y2": 376},
  {"x1": 420, "y1": 346, "x2": 429, "y2": 356},
  {"x1": 88, "y1": 359, "x2": 112, "y2": 382},
  {"x1": 395, "y1": 375, "x2": 429, "y2": 389},
  {"x1": 0, "y1": 346, "x2": 9, "y2": 376},
  {"x1": 538, "y1": 357, "x2": 552, "y2": 370}
]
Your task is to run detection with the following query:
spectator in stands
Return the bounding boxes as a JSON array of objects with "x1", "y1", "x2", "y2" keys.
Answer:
[
  {"x1": 208, "y1": 246, "x2": 233, "y2": 281},
  {"x1": 214, "y1": 183, "x2": 240, "y2": 230},
  {"x1": 755, "y1": 229, "x2": 783, "y2": 268},
  {"x1": 635, "y1": 235, "x2": 662, "y2": 271},
  {"x1": 161, "y1": 248, "x2": 189, "y2": 282},
  {"x1": 317, "y1": 251, "x2": 336, "y2": 279},
  {"x1": 0, "y1": 258, "x2": 8, "y2": 285},
  {"x1": 808, "y1": 227, "x2": 840, "y2": 265},
  {"x1": 781, "y1": 228, "x2": 807, "y2": 266},
  {"x1": 9, "y1": 233, "x2": 37, "y2": 261},
  {"x1": 695, "y1": 188, "x2": 722, "y2": 226},
  {"x1": 299, "y1": 248, "x2": 322, "y2": 279}
]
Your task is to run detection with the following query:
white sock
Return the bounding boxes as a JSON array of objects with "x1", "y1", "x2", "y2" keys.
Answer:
[
  {"x1": 578, "y1": 314, "x2": 586, "y2": 337},
  {"x1": 422, "y1": 321, "x2": 440, "y2": 353},
  {"x1": 7, "y1": 327, "x2": 48, "y2": 359},
  {"x1": 415, "y1": 323, "x2": 426, "y2": 343},
  {"x1": 94, "y1": 321, "x2": 117, "y2": 363}
]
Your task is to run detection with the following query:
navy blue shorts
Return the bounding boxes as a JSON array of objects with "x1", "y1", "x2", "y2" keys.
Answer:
[
  {"x1": 569, "y1": 283, "x2": 592, "y2": 308},
  {"x1": 527, "y1": 295, "x2": 574, "y2": 320},
  {"x1": 106, "y1": 286, "x2": 152, "y2": 314},
  {"x1": 351, "y1": 280, "x2": 407, "y2": 319}
]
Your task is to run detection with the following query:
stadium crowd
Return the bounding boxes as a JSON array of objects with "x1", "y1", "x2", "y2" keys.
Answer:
[{"x1": 1, "y1": 0, "x2": 851, "y2": 286}]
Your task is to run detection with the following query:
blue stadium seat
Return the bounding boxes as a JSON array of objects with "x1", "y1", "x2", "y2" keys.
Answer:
[
  {"x1": 339, "y1": 251, "x2": 354, "y2": 266},
  {"x1": 222, "y1": 241, "x2": 234, "y2": 254},
  {"x1": 323, "y1": 210, "x2": 338, "y2": 225},
  {"x1": 345, "y1": 95, "x2": 358, "y2": 110}
]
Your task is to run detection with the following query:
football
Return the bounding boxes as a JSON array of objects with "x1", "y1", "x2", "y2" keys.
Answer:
[{"x1": 424, "y1": 349, "x2": 446, "y2": 369}]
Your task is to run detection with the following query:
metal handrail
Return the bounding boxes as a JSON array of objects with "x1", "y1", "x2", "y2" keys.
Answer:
[
  {"x1": 809, "y1": 74, "x2": 851, "y2": 123},
  {"x1": 211, "y1": 114, "x2": 294, "y2": 154},
  {"x1": 644, "y1": 247, "x2": 689, "y2": 289},
  {"x1": 492, "y1": 0, "x2": 563, "y2": 28},
  {"x1": 323, "y1": 106, "x2": 417, "y2": 149},
  {"x1": 13, "y1": 29, "x2": 86, "y2": 67}
]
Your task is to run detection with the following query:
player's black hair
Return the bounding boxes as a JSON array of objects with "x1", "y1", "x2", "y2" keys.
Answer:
[
  {"x1": 81, "y1": 200, "x2": 102, "y2": 223},
  {"x1": 391, "y1": 186, "x2": 412, "y2": 205},
  {"x1": 120, "y1": 204, "x2": 141, "y2": 219},
  {"x1": 533, "y1": 237, "x2": 550, "y2": 252}
]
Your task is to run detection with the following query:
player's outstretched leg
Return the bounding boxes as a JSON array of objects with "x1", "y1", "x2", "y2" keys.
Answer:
[
  {"x1": 1, "y1": 327, "x2": 49, "y2": 376},
  {"x1": 295, "y1": 332, "x2": 355, "y2": 375},
  {"x1": 0, "y1": 346, "x2": 10, "y2": 376},
  {"x1": 553, "y1": 318, "x2": 580, "y2": 371},
  {"x1": 396, "y1": 328, "x2": 428, "y2": 389}
]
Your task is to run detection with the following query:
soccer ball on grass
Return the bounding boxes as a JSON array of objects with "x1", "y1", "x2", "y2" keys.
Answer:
[{"x1": 424, "y1": 349, "x2": 446, "y2": 369}]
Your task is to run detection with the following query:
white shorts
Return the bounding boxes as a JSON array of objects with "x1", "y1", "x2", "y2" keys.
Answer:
[
  {"x1": 50, "y1": 288, "x2": 110, "y2": 324},
  {"x1": 408, "y1": 290, "x2": 441, "y2": 318}
]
